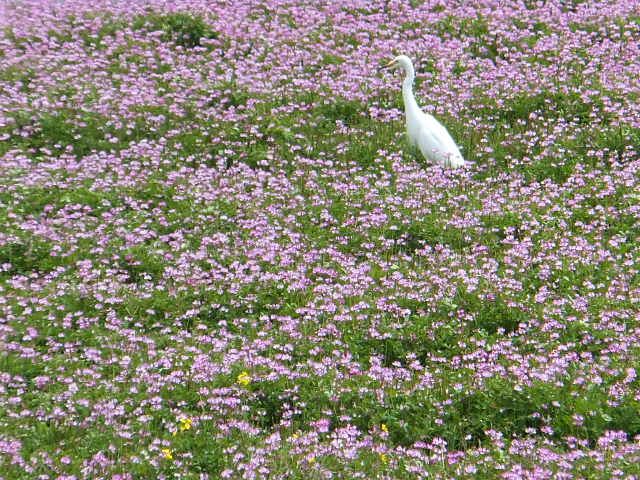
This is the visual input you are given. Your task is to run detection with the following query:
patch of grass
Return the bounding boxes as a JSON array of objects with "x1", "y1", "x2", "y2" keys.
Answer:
[
  {"x1": 58, "y1": 186, "x2": 122, "y2": 213},
  {"x1": 213, "y1": 80, "x2": 251, "y2": 109},
  {"x1": 453, "y1": 289, "x2": 529, "y2": 335},
  {"x1": 2, "y1": 3, "x2": 640, "y2": 478},
  {"x1": 132, "y1": 12, "x2": 218, "y2": 48},
  {"x1": 337, "y1": 376, "x2": 640, "y2": 450},
  {"x1": 251, "y1": 385, "x2": 290, "y2": 429},
  {"x1": 398, "y1": 214, "x2": 471, "y2": 253},
  {"x1": 432, "y1": 14, "x2": 489, "y2": 39},
  {"x1": 2, "y1": 111, "x2": 112, "y2": 158},
  {"x1": 74, "y1": 14, "x2": 129, "y2": 48},
  {"x1": 321, "y1": 53, "x2": 344, "y2": 65},
  {"x1": 352, "y1": 389, "x2": 441, "y2": 446},
  {"x1": 0, "y1": 64, "x2": 36, "y2": 91},
  {"x1": 0, "y1": 353, "x2": 47, "y2": 380},
  {"x1": 0, "y1": 186, "x2": 59, "y2": 216},
  {"x1": 119, "y1": 244, "x2": 167, "y2": 284},
  {"x1": 500, "y1": 90, "x2": 598, "y2": 126},
  {"x1": 589, "y1": 124, "x2": 640, "y2": 161},
  {"x1": 173, "y1": 426, "x2": 225, "y2": 476},
  {"x1": 341, "y1": 302, "x2": 466, "y2": 366},
  {"x1": 481, "y1": 211, "x2": 523, "y2": 249},
  {"x1": 117, "y1": 284, "x2": 182, "y2": 323},
  {"x1": 316, "y1": 98, "x2": 367, "y2": 129},
  {"x1": 0, "y1": 237, "x2": 59, "y2": 274},
  {"x1": 526, "y1": 156, "x2": 578, "y2": 184}
]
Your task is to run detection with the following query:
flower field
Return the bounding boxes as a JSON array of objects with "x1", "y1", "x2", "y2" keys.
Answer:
[{"x1": 1, "y1": 0, "x2": 640, "y2": 478}]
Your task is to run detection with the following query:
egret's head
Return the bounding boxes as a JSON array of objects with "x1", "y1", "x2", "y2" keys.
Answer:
[{"x1": 380, "y1": 55, "x2": 415, "y2": 76}]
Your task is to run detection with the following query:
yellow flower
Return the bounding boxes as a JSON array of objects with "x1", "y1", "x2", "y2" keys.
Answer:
[
  {"x1": 179, "y1": 417, "x2": 192, "y2": 432},
  {"x1": 379, "y1": 453, "x2": 389, "y2": 464},
  {"x1": 291, "y1": 433, "x2": 300, "y2": 440},
  {"x1": 237, "y1": 371, "x2": 252, "y2": 386},
  {"x1": 381, "y1": 423, "x2": 388, "y2": 433},
  {"x1": 161, "y1": 448, "x2": 173, "y2": 460}
]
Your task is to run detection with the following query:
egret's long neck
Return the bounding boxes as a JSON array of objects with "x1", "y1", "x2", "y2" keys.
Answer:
[{"x1": 401, "y1": 67, "x2": 419, "y2": 117}]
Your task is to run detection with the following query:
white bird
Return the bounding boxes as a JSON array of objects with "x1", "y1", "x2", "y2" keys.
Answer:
[{"x1": 382, "y1": 55, "x2": 466, "y2": 168}]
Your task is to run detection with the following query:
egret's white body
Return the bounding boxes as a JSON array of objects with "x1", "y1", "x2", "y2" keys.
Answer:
[{"x1": 384, "y1": 55, "x2": 465, "y2": 168}]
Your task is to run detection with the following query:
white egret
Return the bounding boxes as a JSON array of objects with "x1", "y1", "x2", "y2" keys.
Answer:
[{"x1": 382, "y1": 55, "x2": 466, "y2": 168}]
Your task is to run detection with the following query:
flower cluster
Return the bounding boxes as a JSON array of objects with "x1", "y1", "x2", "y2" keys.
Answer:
[{"x1": 1, "y1": 0, "x2": 639, "y2": 478}]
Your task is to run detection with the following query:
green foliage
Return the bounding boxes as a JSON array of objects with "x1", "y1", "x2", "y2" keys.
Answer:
[
  {"x1": 175, "y1": 428, "x2": 225, "y2": 476},
  {"x1": 481, "y1": 211, "x2": 522, "y2": 248},
  {"x1": 119, "y1": 245, "x2": 167, "y2": 284},
  {"x1": 0, "y1": 353, "x2": 47, "y2": 380},
  {"x1": 394, "y1": 214, "x2": 471, "y2": 253},
  {"x1": 321, "y1": 53, "x2": 344, "y2": 65},
  {"x1": 0, "y1": 237, "x2": 58, "y2": 274},
  {"x1": 213, "y1": 80, "x2": 251, "y2": 109},
  {"x1": 316, "y1": 98, "x2": 366, "y2": 128},
  {"x1": 1, "y1": 111, "x2": 104, "y2": 157},
  {"x1": 456, "y1": 289, "x2": 528, "y2": 334},
  {"x1": 501, "y1": 90, "x2": 597, "y2": 126},
  {"x1": 432, "y1": 14, "x2": 489, "y2": 39},
  {"x1": 132, "y1": 12, "x2": 218, "y2": 48},
  {"x1": 1, "y1": 4, "x2": 639, "y2": 479},
  {"x1": 330, "y1": 377, "x2": 640, "y2": 450},
  {"x1": 0, "y1": 64, "x2": 36, "y2": 90},
  {"x1": 589, "y1": 124, "x2": 640, "y2": 160},
  {"x1": 252, "y1": 385, "x2": 290, "y2": 429}
]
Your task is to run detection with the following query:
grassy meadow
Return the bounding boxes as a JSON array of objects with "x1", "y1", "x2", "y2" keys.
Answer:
[{"x1": 1, "y1": 0, "x2": 640, "y2": 478}]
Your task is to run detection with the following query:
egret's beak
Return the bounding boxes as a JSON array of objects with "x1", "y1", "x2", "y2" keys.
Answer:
[{"x1": 378, "y1": 60, "x2": 396, "y2": 71}]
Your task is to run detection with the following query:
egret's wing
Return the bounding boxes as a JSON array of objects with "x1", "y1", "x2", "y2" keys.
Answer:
[
  {"x1": 416, "y1": 127, "x2": 448, "y2": 165},
  {"x1": 421, "y1": 113, "x2": 461, "y2": 153},
  {"x1": 417, "y1": 113, "x2": 464, "y2": 167}
]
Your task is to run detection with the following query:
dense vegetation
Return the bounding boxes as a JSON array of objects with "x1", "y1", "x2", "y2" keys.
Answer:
[{"x1": 1, "y1": 0, "x2": 639, "y2": 478}]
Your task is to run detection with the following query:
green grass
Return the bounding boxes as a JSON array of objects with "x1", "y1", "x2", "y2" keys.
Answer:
[
  {"x1": 132, "y1": 12, "x2": 218, "y2": 48},
  {"x1": 1, "y1": 4, "x2": 640, "y2": 478}
]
